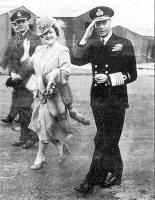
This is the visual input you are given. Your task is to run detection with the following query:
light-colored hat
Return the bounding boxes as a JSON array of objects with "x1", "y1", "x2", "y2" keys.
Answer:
[{"x1": 36, "y1": 17, "x2": 57, "y2": 36}]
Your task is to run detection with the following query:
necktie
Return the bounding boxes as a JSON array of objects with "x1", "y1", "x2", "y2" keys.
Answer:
[
  {"x1": 101, "y1": 38, "x2": 105, "y2": 45},
  {"x1": 16, "y1": 34, "x2": 22, "y2": 44}
]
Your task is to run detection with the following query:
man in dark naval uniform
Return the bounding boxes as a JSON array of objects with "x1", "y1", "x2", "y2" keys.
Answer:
[
  {"x1": 1, "y1": 21, "x2": 20, "y2": 128},
  {"x1": 2, "y1": 9, "x2": 41, "y2": 148},
  {"x1": 71, "y1": 6, "x2": 137, "y2": 195}
]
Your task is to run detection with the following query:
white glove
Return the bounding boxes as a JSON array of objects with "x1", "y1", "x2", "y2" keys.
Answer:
[
  {"x1": 10, "y1": 72, "x2": 21, "y2": 80},
  {"x1": 94, "y1": 73, "x2": 108, "y2": 84},
  {"x1": 80, "y1": 20, "x2": 96, "y2": 45}
]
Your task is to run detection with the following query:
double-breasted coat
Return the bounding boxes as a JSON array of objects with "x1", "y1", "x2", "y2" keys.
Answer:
[{"x1": 71, "y1": 33, "x2": 137, "y2": 185}]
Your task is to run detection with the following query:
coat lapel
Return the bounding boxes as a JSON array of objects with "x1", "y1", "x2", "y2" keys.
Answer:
[
  {"x1": 18, "y1": 29, "x2": 32, "y2": 46},
  {"x1": 22, "y1": 29, "x2": 31, "y2": 40},
  {"x1": 104, "y1": 33, "x2": 120, "y2": 51}
]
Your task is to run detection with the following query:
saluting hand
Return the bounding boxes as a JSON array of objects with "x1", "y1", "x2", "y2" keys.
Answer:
[{"x1": 80, "y1": 20, "x2": 96, "y2": 45}]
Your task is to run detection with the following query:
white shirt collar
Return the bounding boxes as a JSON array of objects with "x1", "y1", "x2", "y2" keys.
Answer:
[{"x1": 100, "y1": 31, "x2": 112, "y2": 44}]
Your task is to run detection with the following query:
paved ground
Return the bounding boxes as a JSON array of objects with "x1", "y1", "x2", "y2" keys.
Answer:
[{"x1": 0, "y1": 71, "x2": 154, "y2": 200}]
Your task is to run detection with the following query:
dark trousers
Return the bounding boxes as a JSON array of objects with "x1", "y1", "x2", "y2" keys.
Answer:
[
  {"x1": 8, "y1": 89, "x2": 19, "y2": 119},
  {"x1": 18, "y1": 106, "x2": 38, "y2": 143},
  {"x1": 86, "y1": 105, "x2": 125, "y2": 185},
  {"x1": 9, "y1": 104, "x2": 18, "y2": 119}
]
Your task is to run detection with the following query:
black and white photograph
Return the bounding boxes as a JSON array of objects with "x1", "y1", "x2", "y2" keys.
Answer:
[{"x1": 0, "y1": 0, "x2": 154, "y2": 199}]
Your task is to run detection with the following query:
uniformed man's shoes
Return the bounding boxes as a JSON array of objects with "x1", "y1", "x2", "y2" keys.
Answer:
[
  {"x1": 103, "y1": 177, "x2": 121, "y2": 188},
  {"x1": 22, "y1": 139, "x2": 35, "y2": 149},
  {"x1": 1, "y1": 116, "x2": 14, "y2": 124},
  {"x1": 74, "y1": 181, "x2": 94, "y2": 194},
  {"x1": 14, "y1": 119, "x2": 20, "y2": 123},
  {"x1": 12, "y1": 124, "x2": 21, "y2": 131},
  {"x1": 99, "y1": 173, "x2": 121, "y2": 188},
  {"x1": 12, "y1": 140, "x2": 23, "y2": 146}
]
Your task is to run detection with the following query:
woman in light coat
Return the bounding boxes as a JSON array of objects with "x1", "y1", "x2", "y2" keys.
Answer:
[{"x1": 21, "y1": 17, "x2": 76, "y2": 169}]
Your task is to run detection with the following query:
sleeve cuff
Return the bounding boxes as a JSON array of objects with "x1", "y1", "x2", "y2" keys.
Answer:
[{"x1": 109, "y1": 72, "x2": 125, "y2": 86}]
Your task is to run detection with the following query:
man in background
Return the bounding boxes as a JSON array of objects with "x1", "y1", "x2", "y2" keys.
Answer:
[
  {"x1": 1, "y1": 20, "x2": 20, "y2": 128},
  {"x1": 1, "y1": 9, "x2": 41, "y2": 149}
]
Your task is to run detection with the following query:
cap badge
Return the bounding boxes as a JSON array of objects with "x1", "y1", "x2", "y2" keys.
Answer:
[
  {"x1": 17, "y1": 11, "x2": 21, "y2": 17},
  {"x1": 96, "y1": 9, "x2": 104, "y2": 17}
]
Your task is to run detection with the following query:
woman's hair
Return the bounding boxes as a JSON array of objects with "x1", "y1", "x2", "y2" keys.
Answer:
[{"x1": 52, "y1": 24, "x2": 59, "y2": 36}]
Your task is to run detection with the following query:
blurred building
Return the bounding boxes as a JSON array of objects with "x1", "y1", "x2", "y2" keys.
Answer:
[
  {"x1": 0, "y1": 6, "x2": 154, "y2": 74},
  {"x1": 113, "y1": 26, "x2": 154, "y2": 63},
  {"x1": 55, "y1": 11, "x2": 154, "y2": 64}
]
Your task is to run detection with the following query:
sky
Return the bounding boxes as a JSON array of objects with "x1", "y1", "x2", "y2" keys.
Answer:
[{"x1": 0, "y1": 0, "x2": 154, "y2": 35}]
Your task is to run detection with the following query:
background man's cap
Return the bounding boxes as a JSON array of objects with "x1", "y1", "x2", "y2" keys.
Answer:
[
  {"x1": 89, "y1": 6, "x2": 114, "y2": 21},
  {"x1": 10, "y1": 10, "x2": 31, "y2": 22},
  {"x1": 36, "y1": 17, "x2": 56, "y2": 36}
]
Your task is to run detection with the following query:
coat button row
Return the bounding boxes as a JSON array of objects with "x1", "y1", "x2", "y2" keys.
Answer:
[
  {"x1": 94, "y1": 71, "x2": 108, "y2": 74},
  {"x1": 94, "y1": 64, "x2": 108, "y2": 68},
  {"x1": 94, "y1": 83, "x2": 108, "y2": 87}
]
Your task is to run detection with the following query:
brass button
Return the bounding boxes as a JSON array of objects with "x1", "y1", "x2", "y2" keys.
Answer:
[
  {"x1": 94, "y1": 83, "x2": 97, "y2": 86},
  {"x1": 95, "y1": 71, "x2": 97, "y2": 74},
  {"x1": 105, "y1": 83, "x2": 108, "y2": 86},
  {"x1": 105, "y1": 71, "x2": 108, "y2": 74},
  {"x1": 95, "y1": 65, "x2": 97, "y2": 68},
  {"x1": 105, "y1": 64, "x2": 108, "y2": 67}
]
